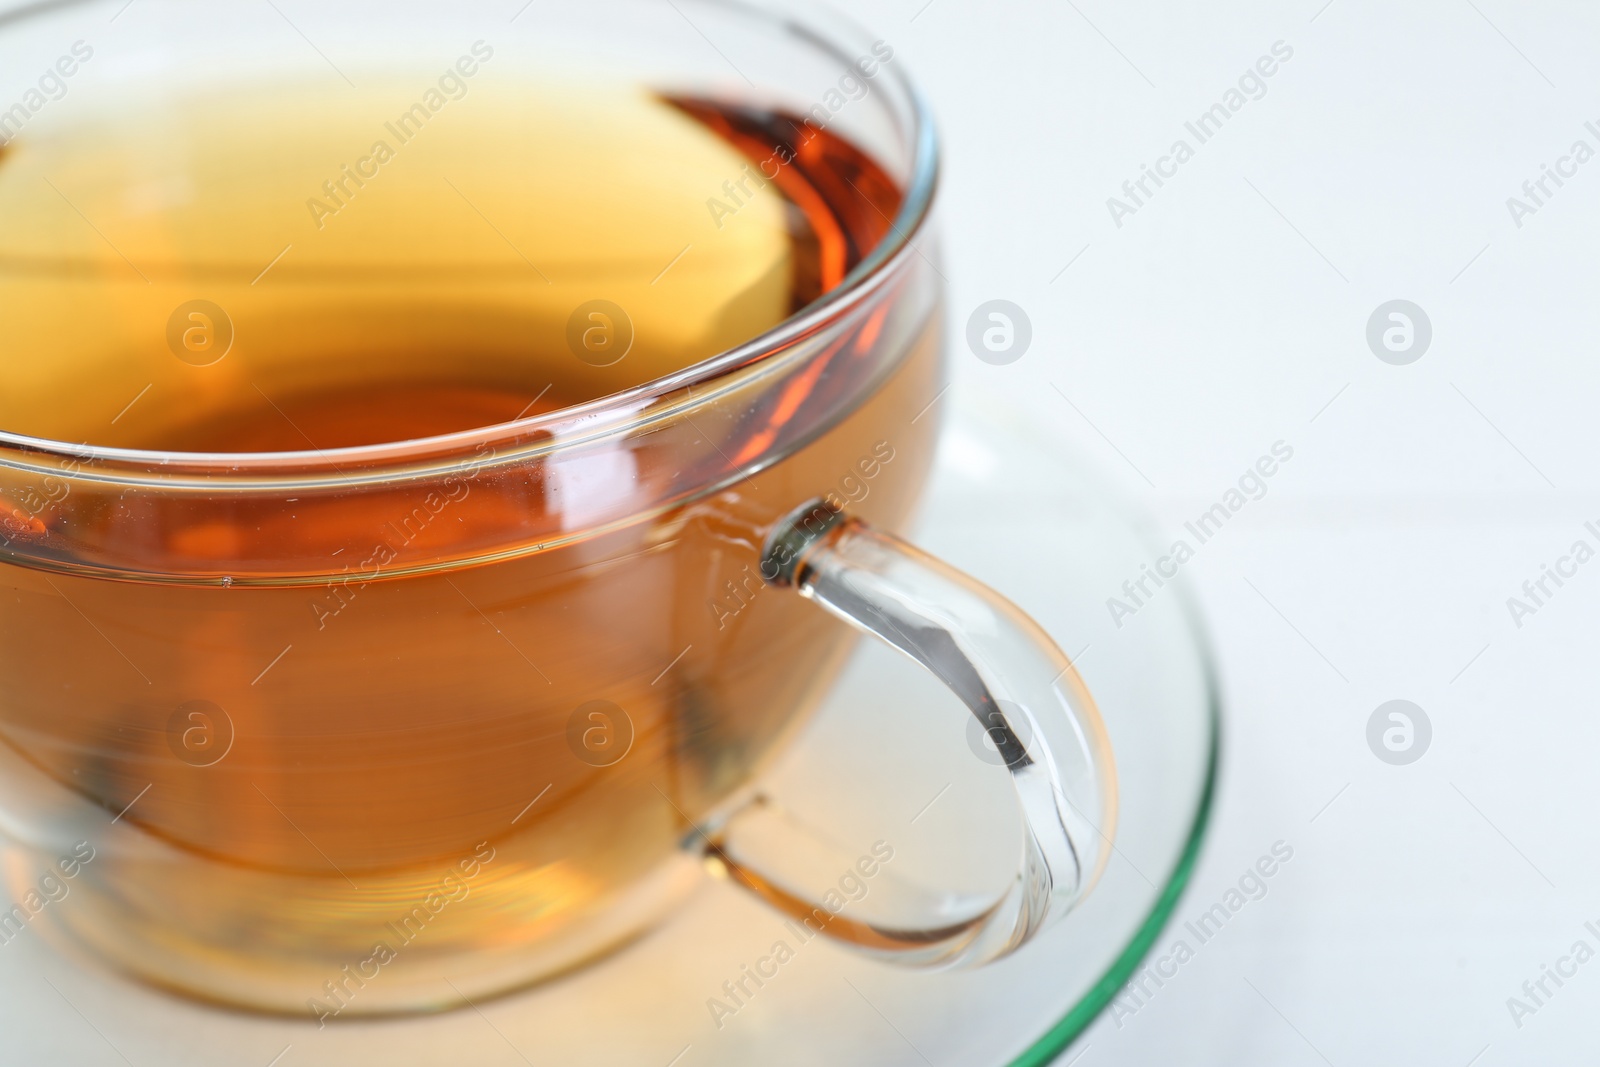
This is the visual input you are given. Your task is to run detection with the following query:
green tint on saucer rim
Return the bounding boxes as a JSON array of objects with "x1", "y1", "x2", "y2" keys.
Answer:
[{"x1": 1009, "y1": 675, "x2": 1219, "y2": 1065}]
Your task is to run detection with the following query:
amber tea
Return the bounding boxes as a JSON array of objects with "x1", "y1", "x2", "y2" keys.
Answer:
[{"x1": 0, "y1": 64, "x2": 942, "y2": 1013}]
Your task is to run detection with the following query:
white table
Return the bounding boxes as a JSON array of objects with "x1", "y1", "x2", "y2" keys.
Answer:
[{"x1": 878, "y1": 0, "x2": 1600, "y2": 1062}]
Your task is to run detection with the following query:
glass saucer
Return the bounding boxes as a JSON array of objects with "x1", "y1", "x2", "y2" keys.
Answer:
[{"x1": 0, "y1": 385, "x2": 1218, "y2": 1065}]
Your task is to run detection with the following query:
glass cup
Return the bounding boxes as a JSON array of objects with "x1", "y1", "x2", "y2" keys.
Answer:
[{"x1": 0, "y1": 0, "x2": 1114, "y2": 1016}]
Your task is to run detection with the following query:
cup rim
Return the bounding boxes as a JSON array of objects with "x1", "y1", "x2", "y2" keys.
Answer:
[{"x1": 0, "y1": 0, "x2": 940, "y2": 480}]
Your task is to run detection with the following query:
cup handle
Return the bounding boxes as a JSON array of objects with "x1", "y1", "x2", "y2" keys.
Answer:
[{"x1": 698, "y1": 501, "x2": 1117, "y2": 968}]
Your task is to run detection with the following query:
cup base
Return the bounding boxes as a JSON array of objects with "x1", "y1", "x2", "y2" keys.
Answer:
[{"x1": 23, "y1": 848, "x2": 705, "y2": 1019}]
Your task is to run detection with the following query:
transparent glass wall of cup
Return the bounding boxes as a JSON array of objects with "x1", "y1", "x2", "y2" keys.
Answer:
[{"x1": 0, "y1": 0, "x2": 1113, "y2": 1015}]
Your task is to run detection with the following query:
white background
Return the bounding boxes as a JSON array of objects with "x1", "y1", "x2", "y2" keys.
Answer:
[
  {"x1": 861, "y1": 0, "x2": 1600, "y2": 1064},
  {"x1": 5, "y1": 0, "x2": 1598, "y2": 1064}
]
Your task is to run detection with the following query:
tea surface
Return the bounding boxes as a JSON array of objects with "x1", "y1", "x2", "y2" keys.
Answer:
[{"x1": 0, "y1": 81, "x2": 897, "y2": 449}]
